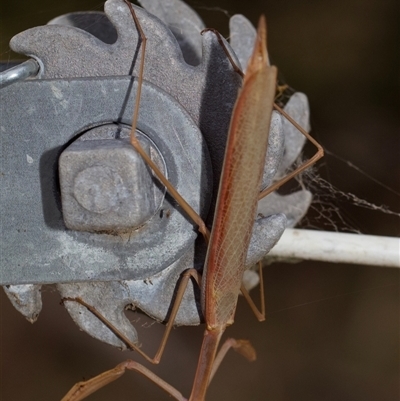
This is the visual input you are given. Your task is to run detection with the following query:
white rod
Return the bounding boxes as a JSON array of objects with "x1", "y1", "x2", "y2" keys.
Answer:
[{"x1": 267, "y1": 228, "x2": 400, "y2": 268}]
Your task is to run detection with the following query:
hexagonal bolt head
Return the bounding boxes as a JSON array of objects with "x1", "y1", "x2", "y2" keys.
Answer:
[{"x1": 59, "y1": 138, "x2": 157, "y2": 233}]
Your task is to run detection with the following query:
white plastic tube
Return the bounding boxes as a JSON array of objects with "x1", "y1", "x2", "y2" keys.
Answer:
[{"x1": 267, "y1": 228, "x2": 400, "y2": 268}]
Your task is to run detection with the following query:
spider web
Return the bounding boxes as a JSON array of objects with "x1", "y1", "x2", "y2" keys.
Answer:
[{"x1": 288, "y1": 151, "x2": 400, "y2": 234}]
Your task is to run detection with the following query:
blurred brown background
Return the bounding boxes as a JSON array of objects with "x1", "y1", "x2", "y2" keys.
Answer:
[{"x1": 0, "y1": 0, "x2": 398, "y2": 400}]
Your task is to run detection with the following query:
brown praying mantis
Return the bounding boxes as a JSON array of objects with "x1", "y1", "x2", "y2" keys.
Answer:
[{"x1": 62, "y1": 2, "x2": 323, "y2": 400}]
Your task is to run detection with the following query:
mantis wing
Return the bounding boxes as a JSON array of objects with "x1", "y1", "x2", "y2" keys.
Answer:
[{"x1": 203, "y1": 16, "x2": 278, "y2": 329}]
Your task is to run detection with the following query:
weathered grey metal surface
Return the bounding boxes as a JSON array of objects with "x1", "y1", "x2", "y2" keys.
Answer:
[
  {"x1": 58, "y1": 212, "x2": 286, "y2": 348},
  {"x1": 229, "y1": 14, "x2": 257, "y2": 71},
  {"x1": 276, "y1": 92, "x2": 310, "y2": 176},
  {"x1": 258, "y1": 191, "x2": 312, "y2": 228},
  {"x1": 0, "y1": 76, "x2": 210, "y2": 285},
  {"x1": 58, "y1": 250, "x2": 200, "y2": 347},
  {"x1": 260, "y1": 111, "x2": 285, "y2": 190},
  {"x1": 48, "y1": 12, "x2": 118, "y2": 45},
  {"x1": 3, "y1": 284, "x2": 42, "y2": 323},
  {"x1": 138, "y1": 0, "x2": 206, "y2": 66}
]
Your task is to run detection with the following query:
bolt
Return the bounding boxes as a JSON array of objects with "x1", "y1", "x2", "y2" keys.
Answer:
[{"x1": 59, "y1": 133, "x2": 162, "y2": 233}]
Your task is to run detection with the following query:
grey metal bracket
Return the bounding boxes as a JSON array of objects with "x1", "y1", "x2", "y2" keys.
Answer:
[{"x1": 0, "y1": 76, "x2": 210, "y2": 285}]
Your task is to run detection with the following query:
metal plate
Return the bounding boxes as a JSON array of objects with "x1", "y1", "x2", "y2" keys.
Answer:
[{"x1": 0, "y1": 76, "x2": 210, "y2": 285}]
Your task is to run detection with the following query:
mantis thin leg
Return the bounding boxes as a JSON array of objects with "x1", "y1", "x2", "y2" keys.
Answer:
[
  {"x1": 130, "y1": 138, "x2": 211, "y2": 242},
  {"x1": 61, "y1": 338, "x2": 255, "y2": 401},
  {"x1": 124, "y1": 0, "x2": 211, "y2": 242},
  {"x1": 258, "y1": 104, "x2": 324, "y2": 199},
  {"x1": 200, "y1": 28, "x2": 324, "y2": 201},
  {"x1": 61, "y1": 359, "x2": 186, "y2": 401},
  {"x1": 209, "y1": 338, "x2": 257, "y2": 385},
  {"x1": 125, "y1": 7, "x2": 319, "y2": 321},
  {"x1": 240, "y1": 261, "x2": 266, "y2": 321},
  {"x1": 201, "y1": 28, "x2": 244, "y2": 77},
  {"x1": 125, "y1": 1, "x2": 321, "y2": 337},
  {"x1": 62, "y1": 269, "x2": 201, "y2": 365},
  {"x1": 126, "y1": 4, "x2": 323, "y2": 242},
  {"x1": 61, "y1": 268, "x2": 257, "y2": 401}
]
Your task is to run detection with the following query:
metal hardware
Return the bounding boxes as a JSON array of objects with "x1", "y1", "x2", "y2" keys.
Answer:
[
  {"x1": 0, "y1": 76, "x2": 211, "y2": 284},
  {"x1": 59, "y1": 127, "x2": 163, "y2": 233},
  {"x1": 2, "y1": 0, "x2": 313, "y2": 348}
]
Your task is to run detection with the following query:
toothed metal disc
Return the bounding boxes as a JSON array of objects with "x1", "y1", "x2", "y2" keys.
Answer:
[{"x1": 1, "y1": 0, "x2": 315, "y2": 348}]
